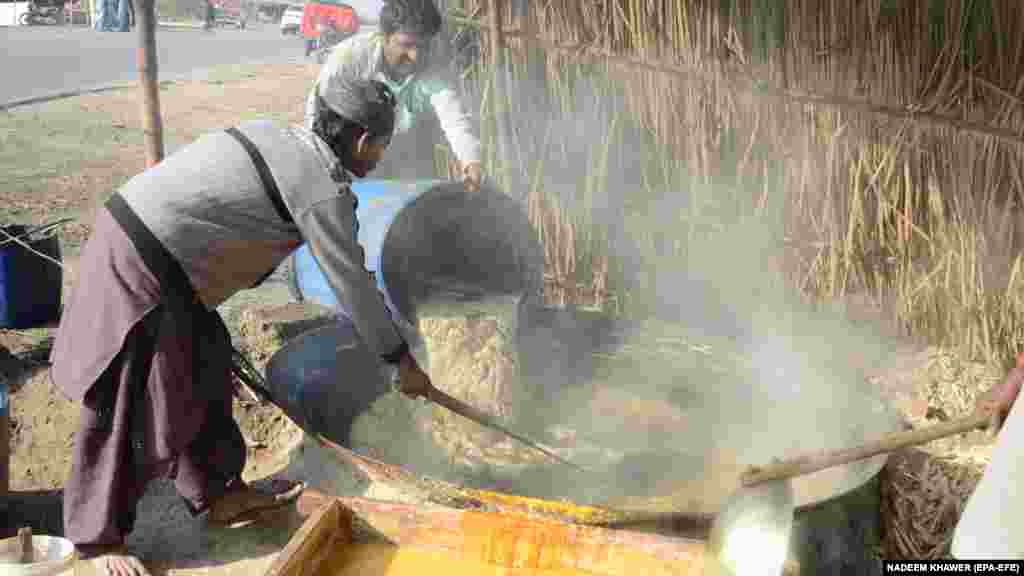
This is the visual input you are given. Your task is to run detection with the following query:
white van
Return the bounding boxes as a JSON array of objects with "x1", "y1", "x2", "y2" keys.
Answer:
[{"x1": 0, "y1": 0, "x2": 31, "y2": 26}]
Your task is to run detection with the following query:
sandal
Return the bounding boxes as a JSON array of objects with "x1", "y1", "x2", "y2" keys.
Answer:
[
  {"x1": 206, "y1": 478, "x2": 306, "y2": 528},
  {"x1": 77, "y1": 544, "x2": 152, "y2": 576}
]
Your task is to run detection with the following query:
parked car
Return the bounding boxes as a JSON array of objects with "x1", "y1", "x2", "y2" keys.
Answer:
[{"x1": 280, "y1": 5, "x2": 302, "y2": 34}]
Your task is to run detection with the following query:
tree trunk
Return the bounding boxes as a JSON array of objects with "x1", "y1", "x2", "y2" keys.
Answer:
[{"x1": 135, "y1": 0, "x2": 164, "y2": 167}]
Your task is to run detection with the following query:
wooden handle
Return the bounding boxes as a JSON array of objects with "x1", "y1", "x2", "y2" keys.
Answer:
[
  {"x1": 741, "y1": 412, "x2": 992, "y2": 486},
  {"x1": 425, "y1": 387, "x2": 500, "y2": 429},
  {"x1": 18, "y1": 527, "x2": 33, "y2": 563}
]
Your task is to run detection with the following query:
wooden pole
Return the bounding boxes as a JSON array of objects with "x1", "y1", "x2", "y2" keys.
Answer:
[
  {"x1": 488, "y1": 0, "x2": 513, "y2": 196},
  {"x1": 136, "y1": 0, "x2": 164, "y2": 166},
  {"x1": 740, "y1": 412, "x2": 994, "y2": 487}
]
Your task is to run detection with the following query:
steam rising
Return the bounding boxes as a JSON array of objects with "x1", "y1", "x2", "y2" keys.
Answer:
[
  {"x1": 339, "y1": 63, "x2": 905, "y2": 513},
  {"x1": 340, "y1": 204, "x2": 902, "y2": 513}
]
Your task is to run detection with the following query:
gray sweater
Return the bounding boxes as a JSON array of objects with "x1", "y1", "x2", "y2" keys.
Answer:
[{"x1": 119, "y1": 119, "x2": 406, "y2": 360}]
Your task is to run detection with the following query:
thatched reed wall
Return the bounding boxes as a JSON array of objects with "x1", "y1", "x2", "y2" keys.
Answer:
[{"x1": 439, "y1": 1, "x2": 1024, "y2": 365}]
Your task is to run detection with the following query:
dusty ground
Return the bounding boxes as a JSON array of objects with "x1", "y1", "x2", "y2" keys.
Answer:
[{"x1": 0, "y1": 58, "x2": 1006, "y2": 573}]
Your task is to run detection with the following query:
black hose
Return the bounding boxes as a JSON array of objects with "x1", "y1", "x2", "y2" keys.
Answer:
[{"x1": 0, "y1": 218, "x2": 75, "y2": 248}]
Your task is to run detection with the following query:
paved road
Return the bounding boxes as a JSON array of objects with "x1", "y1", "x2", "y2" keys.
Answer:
[{"x1": 0, "y1": 23, "x2": 305, "y2": 105}]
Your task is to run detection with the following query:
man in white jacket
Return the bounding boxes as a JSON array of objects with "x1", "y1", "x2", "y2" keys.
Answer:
[{"x1": 305, "y1": 0, "x2": 484, "y2": 190}]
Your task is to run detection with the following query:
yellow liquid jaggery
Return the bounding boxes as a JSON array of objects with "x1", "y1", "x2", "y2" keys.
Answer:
[{"x1": 326, "y1": 544, "x2": 596, "y2": 576}]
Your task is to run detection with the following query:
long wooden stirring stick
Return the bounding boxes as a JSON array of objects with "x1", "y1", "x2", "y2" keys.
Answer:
[
  {"x1": 739, "y1": 411, "x2": 995, "y2": 487},
  {"x1": 594, "y1": 410, "x2": 999, "y2": 530}
]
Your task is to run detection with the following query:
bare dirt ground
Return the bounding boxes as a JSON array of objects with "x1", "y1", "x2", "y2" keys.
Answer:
[{"x1": 0, "y1": 58, "x2": 1005, "y2": 572}]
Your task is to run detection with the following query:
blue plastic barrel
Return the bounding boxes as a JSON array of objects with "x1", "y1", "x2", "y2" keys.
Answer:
[
  {"x1": 291, "y1": 179, "x2": 544, "y2": 326},
  {"x1": 1, "y1": 369, "x2": 8, "y2": 501},
  {"x1": 0, "y1": 225, "x2": 63, "y2": 329}
]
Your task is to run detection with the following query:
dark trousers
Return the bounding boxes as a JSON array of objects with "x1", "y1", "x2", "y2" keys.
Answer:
[{"x1": 63, "y1": 307, "x2": 246, "y2": 547}]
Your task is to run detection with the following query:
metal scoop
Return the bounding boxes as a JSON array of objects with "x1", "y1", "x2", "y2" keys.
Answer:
[
  {"x1": 708, "y1": 411, "x2": 995, "y2": 574},
  {"x1": 422, "y1": 384, "x2": 591, "y2": 473}
]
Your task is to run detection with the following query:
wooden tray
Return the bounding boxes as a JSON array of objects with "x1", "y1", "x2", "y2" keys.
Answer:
[{"x1": 265, "y1": 496, "x2": 708, "y2": 576}]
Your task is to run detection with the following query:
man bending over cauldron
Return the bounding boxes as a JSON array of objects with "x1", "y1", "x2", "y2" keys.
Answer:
[
  {"x1": 305, "y1": 0, "x2": 484, "y2": 188},
  {"x1": 49, "y1": 77, "x2": 435, "y2": 576},
  {"x1": 952, "y1": 352, "x2": 1024, "y2": 559}
]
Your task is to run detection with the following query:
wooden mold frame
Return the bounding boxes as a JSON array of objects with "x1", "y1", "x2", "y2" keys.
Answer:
[{"x1": 265, "y1": 495, "x2": 709, "y2": 576}]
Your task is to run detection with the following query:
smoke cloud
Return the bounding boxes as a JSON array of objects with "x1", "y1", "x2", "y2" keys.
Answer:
[{"x1": 310, "y1": 44, "x2": 907, "y2": 515}]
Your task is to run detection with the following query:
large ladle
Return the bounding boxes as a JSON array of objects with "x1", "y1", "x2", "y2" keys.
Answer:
[
  {"x1": 421, "y1": 383, "x2": 592, "y2": 473},
  {"x1": 706, "y1": 410, "x2": 997, "y2": 575}
]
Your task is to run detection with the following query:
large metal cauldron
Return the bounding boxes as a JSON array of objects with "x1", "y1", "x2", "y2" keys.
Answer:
[
  {"x1": 266, "y1": 316, "x2": 893, "y2": 575},
  {"x1": 276, "y1": 179, "x2": 898, "y2": 574}
]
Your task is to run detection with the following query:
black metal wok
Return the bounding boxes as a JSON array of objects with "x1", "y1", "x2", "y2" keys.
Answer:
[{"x1": 263, "y1": 304, "x2": 896, "y2": 574}]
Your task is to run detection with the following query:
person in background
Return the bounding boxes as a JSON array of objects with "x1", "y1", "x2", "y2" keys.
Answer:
[
  {"x1": 203, "y1": 0, "x2": 215, "y2": 30},
  {"x1": 239, "y1": 0, "x2": 251, "y2": 28},
  {"x1": 306, "y1": 13, "x2": 337, "y2": 58},
  {"x1": 50, "y1": 78, "x2": 436, "y2": 576},
  {"x1": 93, "y1": 0, "x2": 120, "y2": 30},
  {"x1": 119, "y1": 0, "x2": 134, "y2": 29},
  {"x1": 951, "y1": 352, "x2": 1024, "y2": 559},
  {"x1": 305, "y1": 0, "x2": 484, "y2": 189},
  {"x1": 115, "y1": 0, "x2": 133, "y2": 30}
]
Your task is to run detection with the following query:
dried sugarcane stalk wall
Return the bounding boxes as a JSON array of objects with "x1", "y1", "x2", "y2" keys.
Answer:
[{"x1": 438, "y1": 1, "x2": 1024, "y2": 367}]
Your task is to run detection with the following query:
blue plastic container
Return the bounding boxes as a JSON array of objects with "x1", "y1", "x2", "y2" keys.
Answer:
[
  {"x1": 0, "y1": 376, "x2": 7, "y2": 422},
  {"x1": 1, "y1": 368, "x2": 7, "y2": 501},
  {"x1": 291, "y1": 179, "x2": 544, "y2": 326},
  {"x1": 0, "y1": 225, "x2": 63, "y2": 329}
]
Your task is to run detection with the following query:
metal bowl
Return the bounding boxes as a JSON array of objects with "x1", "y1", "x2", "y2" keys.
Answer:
[{"x1": 265, "y1": 309, "x2": 896, "y2": 575}]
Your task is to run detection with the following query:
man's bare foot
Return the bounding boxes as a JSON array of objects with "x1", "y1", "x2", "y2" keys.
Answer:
[
  {"x1": 77, "y1": 544, "x2": 151, "y2": 576},
  {"x1": 207, "y1": 479, "x2": 305, "y2": 527}
]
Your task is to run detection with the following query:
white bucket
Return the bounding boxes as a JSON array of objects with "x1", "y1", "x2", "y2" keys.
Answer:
[{"x1": 0, "y1": 535, "x2": 78, "y2": 576}]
